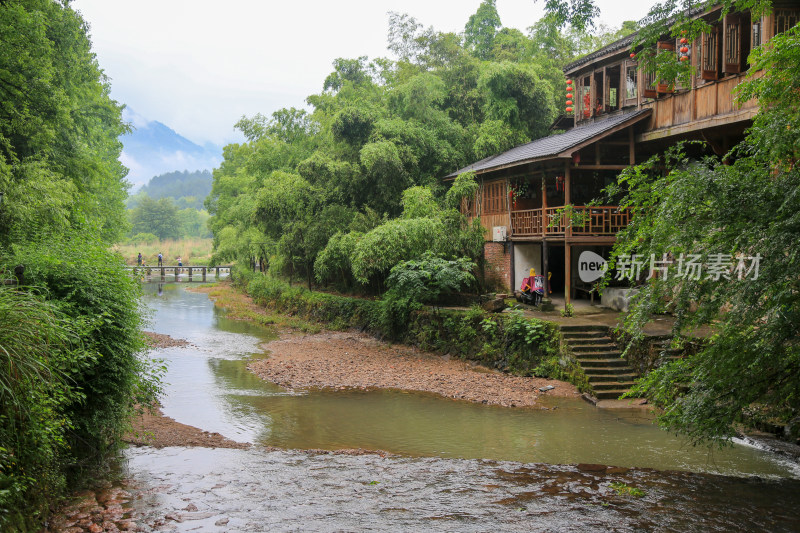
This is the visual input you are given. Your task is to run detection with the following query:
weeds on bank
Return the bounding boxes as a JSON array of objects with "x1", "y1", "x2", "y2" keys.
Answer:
[
  {"x1": 198, "y1": 282, "x2": 321, "y2": 333},
  {"x1": 609, "y1": 482, "x2": 646, "y2": 498}
]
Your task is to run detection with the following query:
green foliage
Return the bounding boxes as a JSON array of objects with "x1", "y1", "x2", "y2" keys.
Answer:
[
  {"x1": 0, "y1": 0, "x2": 129, "y2": 247},
  {"x1": 464, "y1": 0, "x2": 502, "y2": 60},
  {"x1": 128, "y1": 196, "x2": 182, "y2": 241},
  {"x1": 0, "y1": 235, "x2": 161, "y2": 529},
  {"x1": 608, "y1": 24, "x2": 800, "y2": 443},
  {"x1": 129, "y1": 170, "x2": 213, "y2": 210},
  {"x1": 385, "y1": 252, "x2": 475, "y2": 305},
  {"x1": 206, "y1": 7, "x2": 616, "y2": 295},
  {"x1": 609, "y1": 482, "x2": 646, "y2": 498}
]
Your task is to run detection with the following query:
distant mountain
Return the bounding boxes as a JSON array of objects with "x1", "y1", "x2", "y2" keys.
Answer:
[
  {"x1": 128, "y1": 170, "x2": 213, "y2": 210},
  {"x1": 120, "y1": 108, "x2": 222, "y2": 189}
]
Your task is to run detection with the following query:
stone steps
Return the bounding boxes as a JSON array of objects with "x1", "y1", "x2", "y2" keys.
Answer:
[{"x1": 560, "y1": 324, "x2": 638, "y2": 401}]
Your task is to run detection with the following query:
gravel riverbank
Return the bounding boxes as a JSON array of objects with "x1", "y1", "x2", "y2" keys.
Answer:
[{"x1": 249, "y1": 330, "x2": 579, "y2": 408}]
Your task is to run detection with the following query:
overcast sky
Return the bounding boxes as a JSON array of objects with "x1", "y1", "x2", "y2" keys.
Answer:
[{"x1": 72, "y1": 0, "x2": 658, "y2": 147}]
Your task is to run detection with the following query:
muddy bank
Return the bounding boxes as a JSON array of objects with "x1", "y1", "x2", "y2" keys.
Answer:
[
  {"x1": 142, "y1": 331, "x2": 191, "y2": 349},
  {"x1": 249, "y1": 331, "x2": 579, "y2": 408},
  {"x1": 125, "y1": 407, "x2": 250, "y2": 449}
]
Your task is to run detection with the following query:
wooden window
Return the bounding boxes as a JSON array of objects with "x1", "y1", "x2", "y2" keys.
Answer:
[
  {"x1": 723, "y1": 13, "x2": 750, "y2": 74},
  {"x1": 701, "y1": 25, "x2": 721, "y2": 80},
  {"x1": 643, "y1": 67, "x2": 657, "y2": 99},
  {"x1": 482, "y1": 181, "x2": 507, "y2": 215},
  {"x1": 624, "y1": 61, "x2": 638, "y2": 104},
  {"x1": 578, "y1": 75, "x2": 591, "y2": 119},
  {"x1": 605, "y1": 64, "x2": 620, "y2": 112},
  {"x1": 774, "y1": 9, "x2": 799, "y2": 36},
  {"x1": 752, "y1": 18, "x2": 762, "y2": 49}
]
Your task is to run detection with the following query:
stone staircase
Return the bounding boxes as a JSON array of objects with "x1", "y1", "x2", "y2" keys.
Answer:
[{"x1": 560, "y1": 324, "x2": 638, "y2": 400}]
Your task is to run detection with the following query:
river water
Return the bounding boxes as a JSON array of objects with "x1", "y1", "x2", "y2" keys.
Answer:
[{"x1": 123, "y1": 282, "x2": 800, "y2": 531}]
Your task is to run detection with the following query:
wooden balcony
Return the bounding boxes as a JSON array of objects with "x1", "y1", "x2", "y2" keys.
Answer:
[{"x1": 510, "y1": 206, "x2": 630, "y2": 238}]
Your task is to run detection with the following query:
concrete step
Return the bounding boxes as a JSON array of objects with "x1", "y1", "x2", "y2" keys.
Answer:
[
  {"x1": 585, "y1": 373, "x2": 638, "y2": 383},
  {"x1": 558, "y1": 324, "x2": 609, "y2": 332},
  {"x1": 570, "y1": 344, "x2": 619, "y2": 353},
  {"x1": 582, "y1": 367, "x2": 634, "y2": 376},
  {"x1": 595, "y1": 389, "x2": 633, "y2": 400},
  {"x1": 561, "y1": 331, "x2": 608, "y2": 340},
  {"x1": 564, "y1": 336, "x2": 613, "y2": 345},
  {"x1": 577, "y1": 358, "x2": 630, "y2": 367},
  {"x1": 573, "y1": 351, "x2": 623, "y2": 359},
  {"x1": 592, "y1": 381, "x2": 637, "y2": 391}
]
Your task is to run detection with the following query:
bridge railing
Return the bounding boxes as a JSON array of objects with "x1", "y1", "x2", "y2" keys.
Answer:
[{"x1": 124, "y1": 265, "x2": 233, "y2": 282}]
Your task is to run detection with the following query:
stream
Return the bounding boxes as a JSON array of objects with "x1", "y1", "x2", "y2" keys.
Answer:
[{"x1": 120, "y1": 282, "x2": 800, "y2": 531}]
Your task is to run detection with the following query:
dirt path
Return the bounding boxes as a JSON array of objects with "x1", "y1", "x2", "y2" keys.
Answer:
[{"x1": 250, "y1": 330, "x2": 579, "y2": 408}]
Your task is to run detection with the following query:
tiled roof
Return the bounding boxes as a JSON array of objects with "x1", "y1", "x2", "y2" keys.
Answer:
[
  {"x1": 445, "y1": 108, "x2": 651, "y2": 178},
  {"x1": 564, "y1": 33, "x2": 637, "y2": 72}
]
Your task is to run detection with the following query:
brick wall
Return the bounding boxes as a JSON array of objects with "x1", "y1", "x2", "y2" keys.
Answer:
[{"x1": 483, "y1": 242, "x2": 511, "y2": 291}]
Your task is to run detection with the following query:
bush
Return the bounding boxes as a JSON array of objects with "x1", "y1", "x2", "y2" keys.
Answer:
[{"x1": 0, "y1": 235, "x2": 162, "y2": 530}]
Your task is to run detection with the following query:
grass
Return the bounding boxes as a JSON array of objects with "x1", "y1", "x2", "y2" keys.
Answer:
[
  {"x1": 193, "y1": 282, "x2": 322, "y2": 333},
  {"x1": 113, "y1": 237, "x2": 213, "y2": 266}
]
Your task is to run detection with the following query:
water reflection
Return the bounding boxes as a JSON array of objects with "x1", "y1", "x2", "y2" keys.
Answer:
[{"x1": 143, "y1": 283, "x2": 800, "y2": 478}]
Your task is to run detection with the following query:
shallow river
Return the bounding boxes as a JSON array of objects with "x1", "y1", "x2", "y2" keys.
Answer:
[{"x1": 123, "y1": 282, "x2": 800, "y2": 531}]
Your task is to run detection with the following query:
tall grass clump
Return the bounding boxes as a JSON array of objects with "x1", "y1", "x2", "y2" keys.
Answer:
[{"x1": 0, "y1": 235, "x2": 162, "y2": 531}]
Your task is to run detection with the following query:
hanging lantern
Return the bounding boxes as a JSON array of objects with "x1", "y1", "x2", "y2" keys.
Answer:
[
  {"x1": 566, "y1": 92, "x2": 573, "y2": 99},
  {"x1": 680, "y1": 46, "x2": 689, "y2": 53},
  {"x1": 680, "y1": 37, "x2": 688, "y2": 44},
  {"x1": 679, "y1": 55, "x2": 689, "y2": 61},
  {"x1": 566, "y1": 79, "x2": 572, "y2": 85},
  {"x1": 630, "y1": 52, "x2": 636, "y2": 58},
  {"x1": 566, "y1": 106, "x2": 573, "y2": 113},
  {"x1": 566, "y1": 100, "x2": 573, "y2": 106}
]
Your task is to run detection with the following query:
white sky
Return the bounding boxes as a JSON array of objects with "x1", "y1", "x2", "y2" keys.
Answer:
[{"x1": 72, "y1": 0, "x2": 658, "y2": 146}]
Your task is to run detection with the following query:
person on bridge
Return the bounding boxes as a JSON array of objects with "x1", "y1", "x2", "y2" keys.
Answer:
[
  {"x1": 158, "y1": 252, "x2": 163, "y2": 267},
  {"x1": 137, "y1": 252, "x2": 142, "y2": 266}
]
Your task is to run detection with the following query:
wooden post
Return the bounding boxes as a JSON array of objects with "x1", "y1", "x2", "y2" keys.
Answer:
[
  {"x1": 202, "y1": 267, "x2": 207, "y2": 282},
  {"x1": 628, "y1": 127, "x2": 635, "y2": 165},
  {"x1": 161, "y1": 266, "x2": 165, "y2": 281},
  {"x1": 188, "y1": 267, "x2": 193, "y2": 280},
  {"x1": 541, "y1": 173, "x2": 548, "y2": 236},
  {"x1": 565, "y1": 243, "x2": 572, "y2": 306},
  {"x1": 216, "y1": 266, "x2": 220, "y2": 278},
  {"x1": 564, "y1": 161, "x2": 572, "y2": 239}
]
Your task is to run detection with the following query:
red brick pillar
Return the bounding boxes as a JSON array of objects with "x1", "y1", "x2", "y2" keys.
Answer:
[{"x1": 483, "y1": 242, "x2": 512, "y2": 292}]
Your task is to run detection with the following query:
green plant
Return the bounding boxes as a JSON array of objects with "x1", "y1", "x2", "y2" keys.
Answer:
[
  {"x1": 561, "y1": 303, "x2": 574, "y2": 317},
  {"x1": 609, "y1": 482, "x2": 646, "y2": 498}
]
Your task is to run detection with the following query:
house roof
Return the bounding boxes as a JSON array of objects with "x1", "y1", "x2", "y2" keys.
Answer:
[
  {"x1": 445, "y1": 108, "x2": 652, "y2": 178},
  {"x1": 564, "y1": 33, "x2": 637, "y2": 73}
]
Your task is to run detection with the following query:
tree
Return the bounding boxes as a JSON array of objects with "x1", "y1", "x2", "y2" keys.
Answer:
[
  {"x1": 607, "y1": 24, "x2": 800, "y2": 443},
  {"x1": 129, "y1": 196, "x2": 181, "y2": 240},
  {"x1": 464, "y1": 0, "x2": 502, "y2": 60},
  {"x1": 0, "y1": 0, "x2": 129, "y2": 246}
]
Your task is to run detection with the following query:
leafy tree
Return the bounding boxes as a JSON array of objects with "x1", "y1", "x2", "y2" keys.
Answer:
[
  {"x1": 0, "y1": 0, "x2": 129, "y2": 246},
  {"x1": 607, "y1": 24, "x2": 800, "y2": 443},
  {"x1": 129, "y1": 196, "x2": 181, "y2": 240},
  {"x1": 385, "y1": 252, "x2": 476, "y2": 305},
  {"x1": 464, "y1": 0, "x2": 502, "y2": 60}
]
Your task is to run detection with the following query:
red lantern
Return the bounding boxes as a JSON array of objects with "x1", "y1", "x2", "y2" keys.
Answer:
[
  {"x1": 566, "y1": 100, "x2": 573, "y2": 106},
  {"x1": 566, "y1": 92, "x2": 573, "y2": 99},
  {"x1": 680, "y1": 37, "x2": 688, "y2": 44},
  {"x1": 566, "y1": 79, "x2": 572, "y2": 85},
  {"x1": 630, "y1": 52, "x2": 636, "y2": 58},
  {"x1": 680, "y1": 46, "x2": 689, "y2": 53},
  {"x1": 679, "y1": 55, "x2": 689, "y2": 61},
  {"x1": 566, "y1": 106, "x2": 573, "y2": 113}
]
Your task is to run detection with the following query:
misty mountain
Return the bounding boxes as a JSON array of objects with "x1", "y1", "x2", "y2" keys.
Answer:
[
  {"x1": 127, "y1": 170, "x2": 213, "y2": 210},
  {"x1": 120, "y1": 109, "x2": 222, "y2": 189}
]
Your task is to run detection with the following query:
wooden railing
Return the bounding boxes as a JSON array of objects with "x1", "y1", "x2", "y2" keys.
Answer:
[{"x1": 510, "y1": 206, "x2": 630, "y2": 237}]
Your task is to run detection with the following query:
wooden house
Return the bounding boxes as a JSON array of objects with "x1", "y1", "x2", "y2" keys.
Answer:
[{"x1": 446, "y1": 3, "x2": 799, "y2": 307}]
